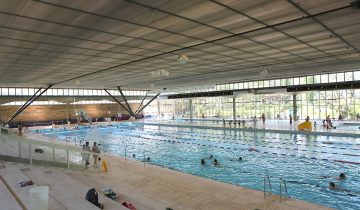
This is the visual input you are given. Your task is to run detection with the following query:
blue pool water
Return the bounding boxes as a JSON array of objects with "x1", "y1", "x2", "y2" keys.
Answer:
[
  {"x1": 337, "y1": 123, "x2": 360, "y2": 131},
  {"x1": 35, "y1": 123, "x2": 360, "y2": 210}
]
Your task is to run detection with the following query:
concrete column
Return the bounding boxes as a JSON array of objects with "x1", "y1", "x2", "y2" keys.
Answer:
[
  {"x1": 189, "y1": 99, "x2": 193, "y2": 120},
  {"x1": 293, "y1": 94, "x2": 297, "y2": 121},
  {"x1": 233, "y1": 97, "x2": 236, "y2": 121}
]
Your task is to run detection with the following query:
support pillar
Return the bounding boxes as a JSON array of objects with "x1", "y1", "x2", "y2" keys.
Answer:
[
  {"x1": 233, "y1": 97, "x2": 236, "y2": 121},
  {"x1": 5, "y1": 85, "x2": 52, "y2": 124},
  {"x1": 293, "y1": 94, "x2": 297, "y2": 121},
  {"x1": 135, "y1": 93, "x2": 160, "y2": 116},
  {"x1": 104, "y1": 89, "x2": 133, "y2": 117},
  {"x1": 117, "y1": 87, "x2": 136, "y2": 117},
  {"x1": 134, "y1": 93, "x2": 148, "y2": 115},
  {"x1": 189, "y1": 99, "x2": 193, "y2": 121}
]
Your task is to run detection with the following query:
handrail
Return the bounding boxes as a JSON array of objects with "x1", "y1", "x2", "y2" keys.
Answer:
[
  {"x1": 266, "y1": 174, "x2": 272, "y2": 194},
  {"x1": 0, "y1": 133, "x2": 103, "y2": 171},
  {"x1": 0, "y1": 133, "x2": 99, "y2": 156},
  {"x1": 279, "y1": 178, "x2": 289, "y2": 201},
  {"x1": 263, "y1": 174, "x2": 272, "y2": 198}
]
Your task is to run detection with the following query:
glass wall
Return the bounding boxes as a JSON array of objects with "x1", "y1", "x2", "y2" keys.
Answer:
[
  {"x1": 0, "y1": 88, "x2": 147, "y2": 97},
  {"x1": 297, "y1": 90, "x2": 360, "y2": 120},
  {"x1": 161, "y1": 70, "x2": 360, "y2": 95},
  {"x1": 145, "y1": 89, "x2": 360, "y2": 120},
  {"x1": 235, "y1": 94, "x2": 292, "y2": 119}
]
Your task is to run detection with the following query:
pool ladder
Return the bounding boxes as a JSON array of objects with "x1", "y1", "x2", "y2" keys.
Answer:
[
  {"x1": 279, "y1": 178, "x2": 289, "y2": 201},
  {"x1": 263, "y1": 174, "x2": 272, "y2": 198},
  {"x1": 263, "y1": 175, "x2": 289, "y2": 201}
]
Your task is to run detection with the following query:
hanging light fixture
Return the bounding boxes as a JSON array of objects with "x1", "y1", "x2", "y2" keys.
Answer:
[
  {"x1": 177, "y1": 54, "x2": 189, "y2": 64},
  {"x1": 259, "y1": 67, "x2": 268, "y2": 76}
]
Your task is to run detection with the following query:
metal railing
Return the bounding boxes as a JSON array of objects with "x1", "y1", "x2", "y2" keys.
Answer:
[
  {"x1": 263, "y1": 175, "x2": 290, "y2": 201},
  {"x1": 0, "y1": 130, "x2": 102, "y2": 172},
  {"x1": 279, "y1": 178, "x2": 289, "y2": 201},
  {"x1": 263, "y1": 174, "x2": 272, "y2": 198}
]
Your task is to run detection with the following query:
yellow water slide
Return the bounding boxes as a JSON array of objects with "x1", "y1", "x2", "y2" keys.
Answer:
[{"x1": 297, "y1": 121, "x2": 312, "y2": 131}]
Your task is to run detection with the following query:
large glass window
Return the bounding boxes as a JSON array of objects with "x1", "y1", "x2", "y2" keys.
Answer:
[
  {"x1": 321, "y1": 74, "x2": 328, "y2": 83},
  {"x1": 329, "y1": 73, "x2": 337, "y2": 83}
]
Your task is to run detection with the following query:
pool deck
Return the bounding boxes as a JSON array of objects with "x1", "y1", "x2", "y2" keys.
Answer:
[
  {"x1": 141, "y1": 119, "x2": 360, "y2": 137},
  {"x1": 0, "y1": 131, "x2": 334, "y2": 210},
  {"x1": 67, "y1": 154, "x2": 333, "y2": 210}
]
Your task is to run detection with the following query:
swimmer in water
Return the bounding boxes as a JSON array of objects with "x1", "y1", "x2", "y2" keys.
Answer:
[
  {"x1": 201, "y1": 159, "x2": 206, "y2": 165},
  {"x1": 338, "y1": 173, "x2": 346, "y2": 180},
  {"x1": 213, "y1": 159, "x2": 220, "y2": 166},
  {"x1": 328, "y1": 182, "x2": 355, "y2": 195},
  {"x1": 132, "y1": 154, "x2": 136, "y2": 158},
  {"x1": 229, "y1": 157, "x2": 243, "y2": 162},
  {"x1": 319, "y1": 173, "x2": 346, "y2": 180},
  {"x1": 248, "y1": 148, "x2": 258, "y2": 152},
  {"x1": 329, "y1": 182, "x2": 337, "y2": 190}
]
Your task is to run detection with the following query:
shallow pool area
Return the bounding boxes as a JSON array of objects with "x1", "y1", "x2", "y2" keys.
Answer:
[{"x1": 35, "y1": 123, "x2": 360, "y2": 210}]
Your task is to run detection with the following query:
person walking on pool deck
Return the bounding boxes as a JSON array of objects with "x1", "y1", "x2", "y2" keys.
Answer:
[
  {"x1": 17, "y1": 121, "x2": 22, "y2": 135},
  {"x1": 289, "y1": 114, "x2": 293, "y2": 126},
  {"x1": 92, "y1": 142, "x2": 100, "y2": 167},
  {"x1": 82, "y1": 141, "x2": 91, "y2": 166},
  {"x1": 261, "y1": 113, "x2": 265, "y2": 124}
]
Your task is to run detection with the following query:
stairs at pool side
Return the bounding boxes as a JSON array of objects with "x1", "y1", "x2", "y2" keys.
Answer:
[{"x1": 0, "y1": 161, "x2": 128, "y2": 210}]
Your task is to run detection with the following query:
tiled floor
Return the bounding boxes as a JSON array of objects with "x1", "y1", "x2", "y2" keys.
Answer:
[{"x1": 68, "y1": 155, "x2": 333, "y2": 210}]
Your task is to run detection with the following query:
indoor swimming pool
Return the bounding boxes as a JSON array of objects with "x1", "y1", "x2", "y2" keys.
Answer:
[{"x1": 34, "y1": 123, "x2": 360, "y2": 210}]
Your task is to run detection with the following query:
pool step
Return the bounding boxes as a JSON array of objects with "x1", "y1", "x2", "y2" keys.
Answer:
[
  {"x1": 0, "y1": 174, "x2": 23, "y2": 210},
  {"x1": 21, "y1": 164, "x2": 127, "y2": 210},
  {"x1": 0, "y1": 163, "x2": 66, "y2": 210}
]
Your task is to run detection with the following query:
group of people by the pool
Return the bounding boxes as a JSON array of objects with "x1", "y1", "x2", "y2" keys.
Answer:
[
  {"x1": 200, "y1": 154, "x2": 244, "y2": 167},
  {"x1": 132, "y1": 154, "x2": 151, "y2": 162},
  {"x1": 201, "y1": 147, "x2": 259, "y2": 166},
  {"x1": 288, "y1": 172, "x2": 356, "y2": 195},
  {"x1": 200, "y1": 154, "x2": 356, "y2": 195}
]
